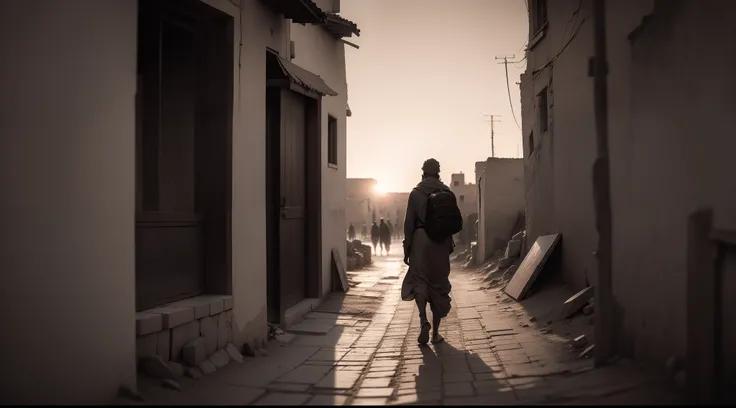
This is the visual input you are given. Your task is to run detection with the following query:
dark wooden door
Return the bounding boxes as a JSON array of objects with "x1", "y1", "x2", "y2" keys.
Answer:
[
  {"x1": 135, "y1": 0, "x2": 204, "y2": 311},
  {"x1": 279, "y1": 90, "x2": 308, "y2": 309}
]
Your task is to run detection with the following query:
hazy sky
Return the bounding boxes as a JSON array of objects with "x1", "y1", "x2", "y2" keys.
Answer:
[{"x1": 342, "y1": 0, "x2": 528, "y2": 193}]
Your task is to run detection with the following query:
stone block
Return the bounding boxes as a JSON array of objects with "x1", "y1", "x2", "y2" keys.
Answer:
[
  {"x1": 186, "y1": 367, "x2": 203, "y2": 380},
  {"x1": 225, "y1": 343, "x2": 244, "y2": 363},
  {"x1": 222, "y1": 295, "x2": 234, "y2": 311},
  {"x1": 559, "y1": 287, "x2": 594, "y2": 320},
  {"x1": 507, "y1": 239, "x2": 523, "y2": 258},
  {"x1": 182, "y1": 337, "x2": 207, "y2": 367},
  {"x1": 146, "y1": 306, "x2": 195, "y2": 329},
  {"x1": 209, "y1": 349, "x2": 230, "y2": 368},
  {"x1": 136, "y1": 333, "x2": 158, "y2": 359},
  {"x1": 582, "y1": 304, "x2": 594, "y2": 316},
  {"x1": 157, "y1": 330, "x2": 171, "y2": 361},
  {"x1": 579, "y1": 344, "x2": 595, "y2": 359},
  {"x1": 217, "y1": 310, "x2": 233, "y2": 349},
  {"x1": 136, "y1": 313, "x2": 163, "y2": 336},
  {"x1": 140, "y1": 356, "x2": 175, "y2": 379},
  {"x1": 208, "y1": 297, "x2": 224, "y2": 315},
  {"x1": 198, "y1": 359, "x2": 217, "y2": 375},
  {"x1": 170, "y1": 298, "x2": 211, "y2": 320},
  {"x1": 572, "y1": 335, "x2": 588, "y2": 350},
  {"x1": 498, "y1": 256, "x2": 514, "y2": 269},
  {"x1": 170, "y1": 320, "x2": 200, "y2": 361},
  {"x1": 200, "y1": 316, "x2": 218, "y2": 356}
]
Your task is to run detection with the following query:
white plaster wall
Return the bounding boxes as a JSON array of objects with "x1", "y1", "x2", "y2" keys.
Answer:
[
  {"x1": 290, "y1": 23, "x2": 348, "y2": 295},
  {"x1": 200, "y1": 0, "x2": 287, "y2": 346},
  {"x1": 0, "y1": 1, "x2": 137, "y2": 403},
  {"x1": 215, "y1": 0, "x2": 283, "y2": 345},
  {"x1": 520, "y1": 0, "x2": 598, "y2": 290},
  {"x1": 477, "y1": 159, "x2": 525, "y2": 262}
]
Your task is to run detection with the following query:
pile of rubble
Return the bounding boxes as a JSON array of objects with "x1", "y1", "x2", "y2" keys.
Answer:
[
  {"x1": 346, "y1": 239, "x2": 372, "y2": 271},
  {"x1": 452, "y1": 244, "x2": 473, "y2": 266},
  {"x1": 474, "y1": 230, "x2": 526, "y2": 290},
  {"x1": 138, "y1": 340, "x2": 249, "y2": 392}
]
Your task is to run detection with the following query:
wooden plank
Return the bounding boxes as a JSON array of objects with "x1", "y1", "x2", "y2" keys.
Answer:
[
  {"x1": 504, "y1": 233, "x2": 561, "y2": 301},
  {"x1": 686, "y1": 209, "x2": 716, "y2": 404},
  {"x1": 332, "y1": 248, "x2": 349, "y2": 293}
]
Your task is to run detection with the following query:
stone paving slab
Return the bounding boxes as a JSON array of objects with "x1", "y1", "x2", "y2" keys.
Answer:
[{"x1": 128, "y1": 254, "x2": 685, "y2": 406}]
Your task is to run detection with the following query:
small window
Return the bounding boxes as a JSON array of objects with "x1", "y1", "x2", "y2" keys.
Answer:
[
  {"x1": 453, "y1": 181, "x2": 459, "y2": 187},
  {"x1": 531, "y1": 0, "x2": 548, "y2": 34},
  {"x1": 537, "y1": 87, "x2": 549, "y2": 133},
  {"x1": 459, "y1": 195, "x2": 465, "y2": 203},
  {"x1": 528, "y1": 131, "x2": 535, "y2": 155},
  {"x1": 328, "y1": 115, "x2": 338, "y2": 167}
]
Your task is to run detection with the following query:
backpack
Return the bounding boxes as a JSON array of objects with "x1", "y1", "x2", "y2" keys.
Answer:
[{"x1": 423, "y1": 188, "x2": 463, "y2": 243}]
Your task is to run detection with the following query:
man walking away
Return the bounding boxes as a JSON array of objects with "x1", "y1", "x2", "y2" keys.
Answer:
[
  {"x1": 401, "y1": 158, "x2": 463, "y2": 345},
  {"x1": 387, "y1": 219, "x2": 394, "y2": 244},
  {"x1": 348, "y1": 223, "x2": 356, "y2": 241},
  {"x1": 361, "y1": 223, "x2": 368, "y2": 241},
  {"x1": 380, "y1": 218, "x2": 392, "y2": 255},
  {"x1": 370, "y1": 221, "x2": 380, "y2": 255}
]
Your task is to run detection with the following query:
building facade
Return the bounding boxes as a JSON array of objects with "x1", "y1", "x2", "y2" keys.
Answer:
[
  {"x1": 449, "y1": 172, "x2": 479, "y2": 244},
  {"x1": 522, "y1": 0, "x2": 736, "y2": 384},
  {"x1": 475, "y1": 158, "x2": 525, "y2": 263},
  {"x1": 0, "y1": 0, "x2": 358, "y2": 403}
]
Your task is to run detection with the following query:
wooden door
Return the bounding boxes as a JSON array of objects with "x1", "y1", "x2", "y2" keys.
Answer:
[
  {"x1": 279, "y1": 90, "x2": 308, "y2": 309},
  {"x1": 135, "y1": 0, "x2": 204, "y2": 311}
]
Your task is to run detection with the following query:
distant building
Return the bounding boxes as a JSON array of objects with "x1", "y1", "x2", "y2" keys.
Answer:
[
  {"x1": 449, "y1": 172, "x2": 479, "y2": 244},
  {"x1": 475, "y1": 158, "x2": 524, "y2": 263}
]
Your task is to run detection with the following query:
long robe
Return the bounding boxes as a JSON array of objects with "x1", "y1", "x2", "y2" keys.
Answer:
[{"x1": 401, "y1": 176, "x2": 454, "y2": 318}]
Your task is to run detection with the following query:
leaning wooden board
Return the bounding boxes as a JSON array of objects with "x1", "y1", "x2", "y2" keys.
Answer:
[
  {"x1": 332, "y1": 248, "x2": 349, "y2": 292},
  {"x1": 504, "y1": 233, "x2": 561, "y2": 301}
]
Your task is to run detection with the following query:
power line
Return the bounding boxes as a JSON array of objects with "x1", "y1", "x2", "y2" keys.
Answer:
[{"x1": 496, "y1": 55, "x2": 522, "y2": 130}]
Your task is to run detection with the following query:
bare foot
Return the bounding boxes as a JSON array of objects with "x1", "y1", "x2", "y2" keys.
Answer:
[{"x1": 418, "y1": 322, "x2": 431, "y2": 345}]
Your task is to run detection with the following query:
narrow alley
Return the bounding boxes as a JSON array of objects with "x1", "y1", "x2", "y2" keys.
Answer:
[{"x1": 128, "y1": 254, "x2": 684, "y2": 406}]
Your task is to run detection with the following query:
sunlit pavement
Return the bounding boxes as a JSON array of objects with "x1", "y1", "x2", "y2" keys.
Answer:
[{"x1": 131, "y1": 253, "x2": 686, "y2": 406}]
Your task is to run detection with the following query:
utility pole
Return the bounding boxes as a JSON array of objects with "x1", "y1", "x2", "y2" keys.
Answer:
[
  {"x1": 496, "y1": 55, "x2": 523, "y2": 130},
  {"x1": 483, "y1": 114, "x2": 501, "y2": 157}
]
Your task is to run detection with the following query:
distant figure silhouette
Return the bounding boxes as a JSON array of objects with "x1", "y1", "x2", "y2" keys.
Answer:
[
  {"x1": 387, "y1": 219, "x2": 394, "y2": 244},
  {"x1": 370, "y1": 221, "x2": 380, "y2": 255},
  {"x1": 348, "y1": 223, "x2": 356, "y2": 241},
  {"x1": 402, "y1": 158, "x2": 462, "y2": 345},
  {"x1": 361, "y1": 223, "x2": 368, "y2": 241},
  {"x1": 379, "y1": 218, "x2": 392, "y2": 255}
]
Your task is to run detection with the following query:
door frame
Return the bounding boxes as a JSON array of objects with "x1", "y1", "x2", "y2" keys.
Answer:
[{"x1": 265, "y1": 51, "x2": 323, "y2": 323}]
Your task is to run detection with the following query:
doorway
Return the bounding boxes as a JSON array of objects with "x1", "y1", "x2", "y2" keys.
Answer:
[
  {"x1": 265, "y1": 52, "x2": 323, "y2": 323},
  {"x1": 135, "y1": 0, "x2": 233, "y2": 311}
]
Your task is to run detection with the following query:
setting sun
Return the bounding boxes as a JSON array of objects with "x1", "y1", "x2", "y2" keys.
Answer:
[{"x1": 373, "y1": 182, "x2": 388, "y2": 195}]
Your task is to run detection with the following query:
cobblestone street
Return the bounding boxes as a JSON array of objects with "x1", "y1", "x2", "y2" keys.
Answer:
[{"x1": 133, "y1": 254, "x2": 686, "y2": 405}]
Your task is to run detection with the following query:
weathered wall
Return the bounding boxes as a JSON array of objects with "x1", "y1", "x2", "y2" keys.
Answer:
[
  {"x1": 201, "y1": 0, "x2": 288, "y2": 349},
  {"x1": 477, "y1": 158, "x2": 525, "y2": 262},
  {"x1": 520, "y1": 0, "x2": 598, "y2": 290},
  {"x1": 290, "y1": 21, "x2": 349, "y2": 296},
  {"x1": 0, "y1": 1, "x2": 138, "y2": 403},
  {"x1": 606, "y1": 0, "x2": 736, "y2": 364}
]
